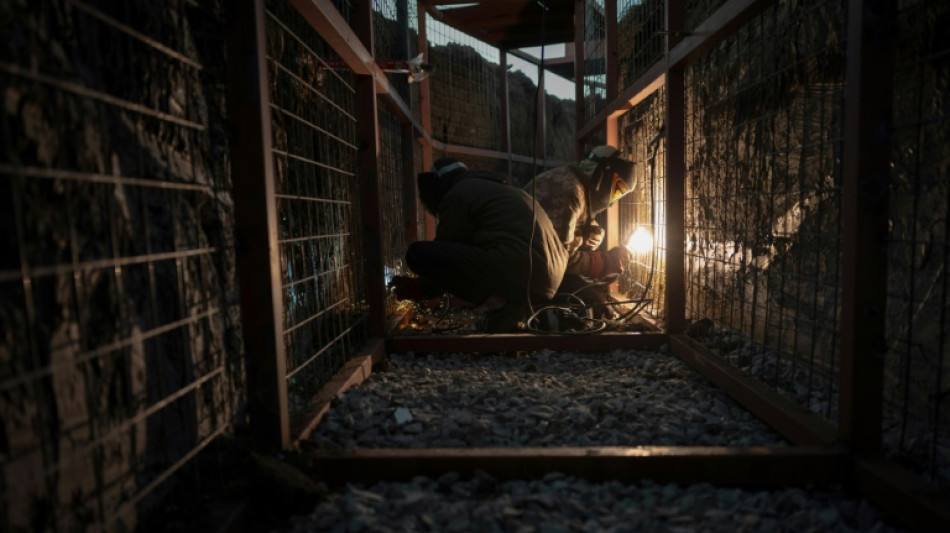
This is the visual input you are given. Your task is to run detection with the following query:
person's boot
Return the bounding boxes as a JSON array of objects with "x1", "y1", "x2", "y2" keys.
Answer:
[{"x1": 483, "y1": 302, "x2": 527, "y2": 333}]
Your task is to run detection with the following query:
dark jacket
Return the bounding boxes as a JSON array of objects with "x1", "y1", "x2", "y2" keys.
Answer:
[{"x1": 433, "y1": 171, "x2": 567, "y2": 301}]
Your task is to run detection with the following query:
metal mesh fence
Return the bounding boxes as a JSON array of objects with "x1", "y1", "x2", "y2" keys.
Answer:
[
  {"x1": 378, "y1": 104, "x2": 412, "y2": 318},
  {"x1": 426, "y1": 15, "x2": 503, "y2": 152},
  {"x1": 685, "y1": 0, "x2": 729, "y2": 34},
  {"x1": 583, "y1": 0, "x2": 607, "y2": 123},
  {"x1": 618, "y1": 86, "x2": 667, "y2": 319},
  {"x1": 264, "y1": 0, "x2": 370, "y2": 424},
  {"x1": 617, "y1": 0, "x2": 665, "y2": 91},
  {"x1": 0, "y1": 0, "x2": 243, "y2": 530},
  {"x1": 885, "y1": 0, "x2": 950, "y2": 489},
  {"x1": 682, "y1": 0, "x2": 846, "y2": 421}
]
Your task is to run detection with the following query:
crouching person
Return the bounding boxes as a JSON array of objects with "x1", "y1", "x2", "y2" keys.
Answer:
[
  {"x1": 524, "y1": 145, "x2": 636, "y2": 318},
  {"x1": 391, "y1": 158, "x2": 567, "y2": 333}
]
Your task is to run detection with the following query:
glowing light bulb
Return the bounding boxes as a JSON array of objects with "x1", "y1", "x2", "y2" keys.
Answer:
[{"x1": 626, "y1": 227, "x2": 653, "y2": 254}]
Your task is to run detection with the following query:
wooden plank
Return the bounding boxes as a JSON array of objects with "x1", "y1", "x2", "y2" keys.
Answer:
[
  {"x1": 227, "y1": 0, "x2": 289, "y2": 449},
  {"x1": 431, "y1": 140, "x2": 569, "y2": 168},
  {"x1": 292, "y1": 339, "x2": 386, "y2": 445},
  {"x1": 670, "y1": 335, "x2": 838, "y2": 445},
  {"x1": 852, "y1": 456, "x2": 950, "y2": 530},
  {"x1": 388, "y1": 332, "x2": 668, "y2": 353},
  {"x1": 302, "y1": 445, "x2": 847, "y2": 486}
]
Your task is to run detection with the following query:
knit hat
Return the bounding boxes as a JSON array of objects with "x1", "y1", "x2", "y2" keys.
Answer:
[{"x1": 432, "y1": 158, "x2": 468, "y2": 180}]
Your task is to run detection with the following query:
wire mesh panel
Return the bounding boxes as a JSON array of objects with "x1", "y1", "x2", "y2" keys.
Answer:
[
  {"x1": 618, "y1": 87, "x2": 667, "y2": 319},
  {"x1": 682, "y1": 0, "x2": 846, "y2": 421},
  {"x1": 0, "y1": 0, "x2": 242, "y2": 530},
  {"x1": 583, "y1": 0, "x2": 607, "y2": 123},
  {"x1": 264, "y1": 0, "x2": 370, "y2": 424},
  {"x1": 885, "y1": 0, "x2": 950, "y2": 489},
  {"x1": 426, "y1": 15, "x2": 504, "y2": 152},
  {"x1": 378, "y1": 104, "x2": 411, "y2": 318},
  {"x1": 617, "y1": 0, "x2": 665, "y2": 91},
  {"x1": 685, "y1": 0, "x2": 729, "y2": 34}
]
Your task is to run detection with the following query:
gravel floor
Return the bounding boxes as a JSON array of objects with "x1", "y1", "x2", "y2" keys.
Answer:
[{"x1": 289, "y1": 347, "x2": 908, "y2": 532}]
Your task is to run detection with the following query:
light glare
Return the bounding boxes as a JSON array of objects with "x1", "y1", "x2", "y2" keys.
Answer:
[{"x1": 626, "y1": 227, "x2": 653, "y2": 254}]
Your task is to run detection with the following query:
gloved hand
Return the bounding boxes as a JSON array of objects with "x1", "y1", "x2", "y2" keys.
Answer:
[
  {"x1": 390, "y1": 275, "x2": 425, "y2": 301},
  {"x1": 604, "y1": 246, "x2": 631, "y2": 276},
  {"x1": 581, "y1": 224, "x2": 605, "y2": 251}
]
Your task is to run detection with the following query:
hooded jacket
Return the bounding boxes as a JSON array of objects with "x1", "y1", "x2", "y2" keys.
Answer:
[{"x1": 420, "y1": 165, "x2": 567, "y2": 301}]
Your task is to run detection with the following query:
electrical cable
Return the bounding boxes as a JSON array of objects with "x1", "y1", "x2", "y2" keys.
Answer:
[{"x1": 524, "y1": 0, "x2": 548, "y2": 325}]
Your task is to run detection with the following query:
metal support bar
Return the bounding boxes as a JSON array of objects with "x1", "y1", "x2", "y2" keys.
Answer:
[
  {"x1": 573, "y1": 0, "x2": 586, "y2": 160},
  {"x1": 500, "y1": 49, "x2": 512, "y2": 178},
  {"x1": 664, "y1": 0, "x2": 686, "y2": 334},
  {"x1": 670, "y1": 335, "x2": 838, "y2": 445},
  {"x1": 354, "y1": 0, "x2": 387, "y2": 337},
  {"x1": 838, "y1": 0, "x2": 894, "y2": 453},
  {"x1": 416, "y1": 4, "x2": 436, "y2": 240},
  {"x1": 302, "y1": 445, "x2": 847, "y2": 486},
  {"x1": 388, "y1": 332, "x2": 668, "y2": 354},
  {"x1": 227, "y1": 0, "x2": 289, "y2": 449}
]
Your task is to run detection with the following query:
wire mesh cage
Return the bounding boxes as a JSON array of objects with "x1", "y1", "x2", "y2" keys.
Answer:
[
  {"x1": 682, "y1": 0, "x2": 847, "y2": 421},
  {"x1": 583, "y1": 0, "x2": 607, "y2": 123},
  {"x1": 0, "y1": 0, "x2": 243, "y2": 529},
  {"x1": 617, "y1": 0, "x2": 665, "y2": 91},
  {"x1": 378, "y1": 104, "x2": 413, "y2": 319},
  {"x1": 426, "y1": 15, "x2": 504, "y2": 152},
  {"x1": 618, "y1": 87, "x2": 667, "y2": 320},
  {"x1": 885, "y1": 0, "x2": 950, "y2": 489},
  {"x1": 685, "y1": 0, "x2": 728, "y2": 34},
  {"x1": 264, "y1": 0, "x2": 370, "y2": 425}
]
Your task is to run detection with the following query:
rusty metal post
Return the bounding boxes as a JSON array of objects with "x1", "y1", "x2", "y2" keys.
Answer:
[
  {"x1": 839, "y1": 0, "x2": 894, "y2": 453},
  {"x1": 537, "y1": 60, "x2": 547, "y2": 166},
  {"x1": 664, "y1": 0, "x2": 686, "y2": 334},
  {"x1": 574, "y1": 0, "x2": 586, "y2": 161},
  {"x1": 354, "y1": 0, "x2": 387, "y2": 337},
  {"x1": 226, "y1": 0, "x2": 289, "y2": 449}
]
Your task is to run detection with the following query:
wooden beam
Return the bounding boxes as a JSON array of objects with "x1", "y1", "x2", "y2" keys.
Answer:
[
  {"x1": 354, "y1": 0, "x2": 387, "y2": 337},
  {"x1": 302, "y1": 445, "x2": 848, "y2": 486},
  {"x1": 670, "y1": 335, "x2": 838, "y2": 445},
  {"x1": 664, "y1": 0, "x2": 686, "y2": 334},
  {"x1": 227, "y1": 0, "x2": 290, "y2": 450},
  {"x1": 292, "y1": 339, "x2": 386, "y2": 445},
  {"x1": 838, "y1": 0, "x2": 894, "y2": 452},
  {"x1": 388, "y1": 332, "x2": 668, "y2": 354},
  {"x1": 852, "y1": 456, "x2": 950, "y2": 530}
]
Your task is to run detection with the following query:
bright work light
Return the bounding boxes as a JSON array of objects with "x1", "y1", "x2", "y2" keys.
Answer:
[{"x1": 626, "y1": 226, "x2": 653, "y2": 254}]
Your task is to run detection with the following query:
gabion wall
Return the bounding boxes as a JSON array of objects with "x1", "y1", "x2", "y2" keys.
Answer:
[{"x1": 1, "y1": 0, "x2": 244, "y2": 529}]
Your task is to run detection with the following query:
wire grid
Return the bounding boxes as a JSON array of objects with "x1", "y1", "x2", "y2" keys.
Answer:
[
  {"x1": 685, "y1": 0, "x2": 729, "y2": 34},
  {"x1": 265, "y1": 1, "x2": 370, "y2": 423},
  {"x1": 378, "y1": 104, "x2": 411, "y2": 318},
  {"x1": 0, "y1": 0, "x2": 242, "y2": 530},
  {"x1": 618, "y1": 87, "x2": 667, "y2": 319},
  {"x1": 426, "y1": 15, "x2": 504, "y2": 152},
  {"x1": 583, "y1": 0, "x2": 607, "y2": 123},
  {"x1": 372, "y1": 0, "x2": 417, "y2": 102},
  {"x1": 885, "y1": 0, "x2": 950, "y2": 489},
  {"x1": 617, "y1": 0, "x2": 666, "y2": 92},
  {"x1": 683, "y1": 0, "x2": 846, "y2": 421}
]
